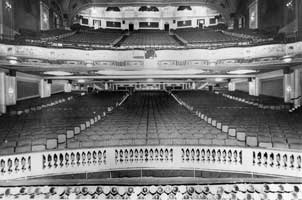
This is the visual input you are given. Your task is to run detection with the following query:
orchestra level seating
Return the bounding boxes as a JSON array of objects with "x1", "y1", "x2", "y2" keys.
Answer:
[
  {"x1": 67, "y1": 91, "x2": 239, "y2": 149},
  {"x1": 219, "y1": 90, "x2": 291, "y2": 108},
  {"x1": 0, "y1": 92, "x2": 125, "y2": 155},
  {"x1": 120, "y1": 30, "x2": 180, "y2": 47},
  {"x1": 173, "y1": 91, "x2": 302, "y2": 150},
  {"x1": 2, "y1": 91, "x2": 301, "y2": 154}
]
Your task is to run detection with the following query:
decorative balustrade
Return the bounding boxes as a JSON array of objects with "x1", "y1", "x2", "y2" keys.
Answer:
[
  {"x1": 0, "y1": 42, "x2": 302, "y2": 69},
  {"x1": 0, "y1": 146, "x2": 301, "y2": 180}
]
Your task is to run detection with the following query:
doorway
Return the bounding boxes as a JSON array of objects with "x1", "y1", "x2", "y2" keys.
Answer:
[
  {"x1": 129, "y1": 24, "x2": 134, "y2": 32},
  {"x1": 164, "y1": 23, "x2": 170, "y2": 31},
  {"x1": 197, "y1": 19, "x2": 205, "y2": 28}
]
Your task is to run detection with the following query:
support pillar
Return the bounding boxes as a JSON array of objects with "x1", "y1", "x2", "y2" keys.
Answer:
[
  {"x1": 5, "y1": 75, "x2": 16, "y2": 106},
  {"x1": 64, "y1": 82, "x2": 72, "y2": 93},
  {"x1": 297, "y1": 0, "x2": 302, "y2": 41},
  {"x1": 294, "y1": 69, "x2": 301, "y2": 107},
  {"x1": 228, "y1": 82, "x2": 236, "y2": 91},
  {"x1": 0, "y1": 72, "x2": 17, "y2": 113},
  {"x1": 249, "y1": 78, "x2": 260, "y2": 96},
  {"x1": 254, "y1": 77, "x2": 260, "y2": 96},
  {"x1": 0, "y1": 72, "x2": 6, "y2": 113},
  {"x1": 104, "y1": 82, "x2": 108, "y2": 90},
  {"x1": 40, "y1": 80, "x2": 51, "y2": 98},
  {"x1": 283, "y1": 71, "x2": 295, "y2": 103},
  {"x1": 192, "y1": 82, "x2": 196, "y2": 90},
  {"x1": 0, "y1": 0, "x2": 3, "y2": 40}
]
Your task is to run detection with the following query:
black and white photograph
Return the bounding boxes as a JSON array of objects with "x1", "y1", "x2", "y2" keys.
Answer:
[{"x1": 0, "y1": 0, "x2": 301, "y2": 199}]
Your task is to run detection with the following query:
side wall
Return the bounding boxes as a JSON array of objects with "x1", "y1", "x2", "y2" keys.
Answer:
[{"x1": 260, "y1": 77, "x2": 284, "y2": 98}]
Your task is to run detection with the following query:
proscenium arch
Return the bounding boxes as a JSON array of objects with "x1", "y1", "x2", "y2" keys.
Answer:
[{"x1": 68, "y1": 2, "x2": 232, "y2": 26}]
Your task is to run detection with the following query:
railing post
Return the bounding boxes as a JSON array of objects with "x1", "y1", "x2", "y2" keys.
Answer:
[
  {"x1": 30, "y1": 153, "x2": 44, "y2": 177},
  {"x1": 106, "y1": 148, "x2": 116, "y2": 170},
  {"x1": 241, "y1": 148, "x2": 254, "y2": 174}
]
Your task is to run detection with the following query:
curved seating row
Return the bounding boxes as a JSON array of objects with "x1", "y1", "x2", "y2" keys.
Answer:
[
  {"x1": 217, "y1": 91, "x2": 291, "y2": 111},
  {"x1": 7, "y1": 93, "x2": 75, "y2": 116},
  {"x1": 59, "y1": 30, "x2": 123, "y2": 46},
  {"x1": 121, "y1": 30, "x2": 180, "y2": 47},
  {"x1": 173, "y1": 91, "x2": 302, "y2": 150},
  {"x1": 67, "y1": 91, "x2": 237, "y2": 149},
  {"x1": 0, "y1": 92, "x2": 126, "y2": 155}
]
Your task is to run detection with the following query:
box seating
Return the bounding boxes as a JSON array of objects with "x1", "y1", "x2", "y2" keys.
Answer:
[
  {"x1": 7, "y1": 93, "x2": 74, "y2": 115},
  {"x1": 221, "y1": 90, "x2": 290, "y2": 108},
  {"x1": 0, "y1": 92, "x2": 125, "y2": 155},
  {"x1": 121, "y1": 30, "x2": 179, "y2": 47},
  {"x1": 72, "y1": 91, "x2": 232, "y2": 147},
  {"x1": 174, "y1": 90, "x2": 302, "y2": 149}
]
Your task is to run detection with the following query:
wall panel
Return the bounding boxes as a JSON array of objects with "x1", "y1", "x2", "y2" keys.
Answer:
[
  {"x1": 17, "y1": 80, "x2": 39, "y2": 100},
  {"x1": 260, "y1": 77, "x2": 284, "y2": 98},
  {"x1": 235, "y1": 81, "x2": 249, "y2": 92}
]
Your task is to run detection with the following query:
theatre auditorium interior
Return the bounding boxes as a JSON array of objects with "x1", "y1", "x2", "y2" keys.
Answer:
[{"x1": 0, "y1": 0, "x2": 302, "y2": 199}]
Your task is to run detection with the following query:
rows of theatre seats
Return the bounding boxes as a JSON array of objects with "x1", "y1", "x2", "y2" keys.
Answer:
[
  {"x1": 59, "y1": 29, "x2": 123, "y2": 47},
  {"x1": 174, "y1": 28, "x2": 250, "y2": 47},
  {"x1": 223, "y1": 29, "x2": 276, "y2": 40},
  {"x1": 218, "y1": 90, "x2": 291, "y2": 110},
  {"x1": 7, "y1": 28, "x2": 278, "y2": 49},
  {"x1": 120, "y1": 30, "x2": 180, "y2": 47},
  {"x1": 0, "y1": 92, "x2": 125, "y2": 155},
  {"x1": 16, "y1": 29, "x2": 74, "y2": 42},
  {"x1": 0, "y1": 183, "x2": 300, "y2": 199},
  {"x1": 67, "y1": 91, "x2": 239, "y2": 149},
  {"x1": 173, "y1": 91, "x2": 302, "y2": 150},
  {"x1": 6, "y1": 93, "x2": 75, "y2": 116}
]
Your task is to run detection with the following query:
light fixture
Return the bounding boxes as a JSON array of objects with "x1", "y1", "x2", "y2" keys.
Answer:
[
  {"x1": 8, "y1": 88, "x2": 14, "y2": 95},
  {"x1": 86, "y1": 61, "x2": 94, "y2": 68},
  {"x1": 44, "y1": 71, "x2": 73, "y2": 76},
  {"x1": 147, "y1": 78, "x2": 154, "y2": 82},
  {"x1": 78, "y1": 79, "x2": 86, "y2": 83},
  {"x1": 282, "y1": 55, "x2": 293, "y2": 63},
  {"x1": 286, "y1": 86, "x2": 292, "y2": 92},
  {"x1": 227, "y1": 69, "x2": 257, "y2": 74},
  {"x1": 215, "y1": 78, "x2": 224, "y2": 82},
  {"x1": 7, "y1": 56, "x2": 18, "y2": 65}
]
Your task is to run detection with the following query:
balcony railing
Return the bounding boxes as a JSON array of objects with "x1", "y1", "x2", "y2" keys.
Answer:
[{"x1": 0, "y1": 145, "x2": 301, "y2": 180}]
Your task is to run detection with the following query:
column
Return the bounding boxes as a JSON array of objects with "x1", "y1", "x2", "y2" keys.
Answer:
[
  {"x1": 297, "y1": 0, "x2": 302, "y2": 40},
  {"x1": 249, "y1": 78, "x2": 260, "y2": 96},
  {"x1": 0, "y1": 0, "x2": 3, "y2": 39},
  {"x1": 228, "y1": 82, "x2": 235, "y2": 91},
  {"x1": 0, "y1": 72, "x2": 6, "y2": 113},
  {"x1": 5, "y1": 74, "x2": 16, "y2": 106},
  {"x1": 104, "y1": 82, "x2": 108, "y2": 90},
  {"x1": 64, "y1": 82, "x2": 72, "y2": 93},
  {"x1": 283, "y1": 72, "x2": 294, "y2": 103},
  {"x1": 192, "y1": 82, "x2": 196, "y2": 90},
  {"x1": 40, "y1": 80, "x2": 51, "y2": 98},
  {"x1": 254, "y1": 77, "x2": 261, "y2": 96},
  {"x1": 294, "y1": 69, "x2": 301, "y2": 107}
]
